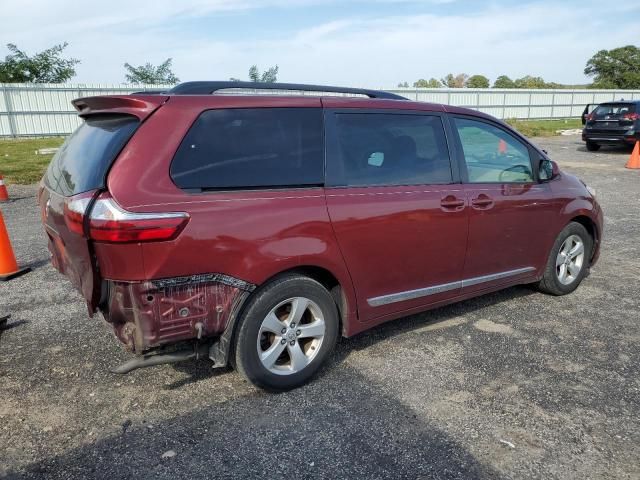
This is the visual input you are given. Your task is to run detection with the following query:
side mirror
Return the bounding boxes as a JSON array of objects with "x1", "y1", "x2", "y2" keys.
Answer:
[{"x1": 539, "y1": 159, "x2": 559, "y2": 181}]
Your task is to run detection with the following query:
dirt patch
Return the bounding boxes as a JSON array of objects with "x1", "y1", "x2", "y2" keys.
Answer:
[{"x1": 474, "y1": 319, "x2": 514, "y2": 335}]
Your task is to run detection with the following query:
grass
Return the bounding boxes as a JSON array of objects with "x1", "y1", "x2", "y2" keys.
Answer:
[
  {"x1": 505, "y1": 118, "x2": 582, "y2": 138},
  {"x1": 0, "y1": 118, "x2": 583, "y2": 185},
  {"x1": 0, "y1": 137, "x2": 65, "y2": 184}
]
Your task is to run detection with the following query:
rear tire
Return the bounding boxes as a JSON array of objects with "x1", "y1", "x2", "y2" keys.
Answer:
[
  {"x1": 536, "y1": 222, "x2": 593, "y2": 296},
  {"x1": 234, "y1": 274, "x2": 339, "y2": 391},
  {"x1": 586, "y1": 141, "x2": 600, "y2": 152}
]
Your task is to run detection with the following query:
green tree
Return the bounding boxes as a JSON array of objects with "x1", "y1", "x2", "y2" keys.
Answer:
[
  {"x1": 124, "y1": 58, "x2": 179, "y2": 84},
  {"x1": 249, "y1": 65, "x2": 279, "y2": 83},
  {"x1": 441, "y1": 73, "x2": 468, "y2": 88},
  {"x1": 397, "y1": 81, "x2": 409, "y2": 88},
  {"x1": 0, "y1": 43, "x2": 79, "y2": 83},
  {"x1": 466, "y1": 75, "x2": 490, "y2": 88},
  {"x1": 584, "y1": 45, "x2": 640, "y2": 89},
  {"x1": 413, "y1": 78, "x2": 441, "y2": 88},
  {"x1": 513, "y1": 75, "x2": 549, "y2": 89},
  {"x1": 492, "y1": 75, "x2": 515, "y2": 88}
]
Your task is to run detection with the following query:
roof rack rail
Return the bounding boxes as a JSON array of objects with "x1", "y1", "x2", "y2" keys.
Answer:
[
  {"x1": 130, "y1": 89, "x2": 168, "y2": 95},
  {"x1": 168, "y1": 81, "x2": 407, "y2": 100}
]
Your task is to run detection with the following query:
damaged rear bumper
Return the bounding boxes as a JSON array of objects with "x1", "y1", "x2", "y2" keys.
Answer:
[{"x1": 101, "y1": 273, "x2": 255, "y2": 354}]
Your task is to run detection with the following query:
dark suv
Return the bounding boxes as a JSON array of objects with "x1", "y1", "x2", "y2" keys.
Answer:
[
  {"x1": 39, "y1": 81, "x2": 603, "y2": 390},
  {"x1": 582, "y1": 100, "x2": 639, "y2": 151}
]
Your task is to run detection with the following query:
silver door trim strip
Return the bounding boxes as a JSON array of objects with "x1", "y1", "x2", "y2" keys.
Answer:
[
  {"x1": 460, "y1": 266, "x2": 536, "y2": 288},
  {"x1": 366, "y1": 266, "x2": 536, "y2": 307}
]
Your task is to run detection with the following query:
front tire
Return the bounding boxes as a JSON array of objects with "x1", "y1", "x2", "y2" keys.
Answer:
[
  {"x1": 536, "y1": 222, "x2": 593, "y2": 296},
  {"x1": 586, "y1": 141, "x2": 600, "y2": 152},
  {"x1": 234, "y1": 274, "x2": 339, "y2": 391}
]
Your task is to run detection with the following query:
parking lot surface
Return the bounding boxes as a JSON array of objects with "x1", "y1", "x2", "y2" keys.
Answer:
[{"x1": 1, "y1": 135, "x2": 639, "y2": 479}]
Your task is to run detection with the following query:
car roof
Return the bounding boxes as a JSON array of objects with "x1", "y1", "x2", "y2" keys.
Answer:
[
  {"x1": 157, "y1": 81, "x2": 497, "y2": 121},
  {"x1": 313, "y1": 96, "x2": 500, "y2": 122},
  {"x1": 168, "y1": 81, "x2": 407, "y2": 100},
  {"x1": 597, "y1": 100, "x2": 640, "y2": 105},
  {"x1": 156, "y1": 92, "x2": 497, "y2": 123}
]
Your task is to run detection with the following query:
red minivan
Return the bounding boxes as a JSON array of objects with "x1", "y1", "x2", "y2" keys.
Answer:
[{"x1": 39, "y1": 82, "x2": 603, "y2": 390}]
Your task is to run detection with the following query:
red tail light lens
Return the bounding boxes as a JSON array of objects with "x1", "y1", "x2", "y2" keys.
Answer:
[
  {"x1": 585, "y1": 113, "x2": 594, "y2": 122},
  {"x1": 64, "y1": 192, "x2": 189, "y2": 243},
  {"x1": 622, "y1": 113, "x2": 640, "y2": 121},
  {"x1": 63, "y1": 191, "x2": 96, "y2": 235}
]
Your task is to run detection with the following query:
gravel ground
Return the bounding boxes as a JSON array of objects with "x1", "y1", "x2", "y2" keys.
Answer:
[{"x1": 1, "y1": 135, "x2": 639, "y2": 479}]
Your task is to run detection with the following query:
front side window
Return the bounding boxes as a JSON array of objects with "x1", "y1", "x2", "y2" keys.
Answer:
[
  {"x1": 453, "y1": 117, "x2": 533, "y2": 183},
  {"x1": 171, "y1": 108, "x2": 323, "y2": 190},
  {"x1": 328, "y1": 113, "x2": 452, "y2": 187}
]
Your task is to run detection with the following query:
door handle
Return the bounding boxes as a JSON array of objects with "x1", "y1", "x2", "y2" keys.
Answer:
[
  {"x1": 471, "y1": 194, "x2": 494, "y2": 209},
  {"x1": 440, "y1": 195, "x2": 465, "y2": 211}
]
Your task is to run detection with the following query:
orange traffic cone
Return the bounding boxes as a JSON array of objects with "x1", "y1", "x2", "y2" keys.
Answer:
[
  {"x1": 626, "y1": 141, "x2": 640, "y2": 169},
  {"x1": 0, "y1": 175, "x2": 9, "y2": 202},
  {"x1": 0, "y1": 209, "x2": 31, "y2": 281}
]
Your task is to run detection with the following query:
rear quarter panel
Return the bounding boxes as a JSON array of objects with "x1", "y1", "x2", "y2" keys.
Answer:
[{"x1": 105, "y1": 96, "x2": 358, "y2": 333}]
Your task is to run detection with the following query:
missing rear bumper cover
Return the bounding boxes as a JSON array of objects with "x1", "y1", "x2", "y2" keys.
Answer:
[{"x1": 103, "y1": 273, "x2": 255, "y2": 354}]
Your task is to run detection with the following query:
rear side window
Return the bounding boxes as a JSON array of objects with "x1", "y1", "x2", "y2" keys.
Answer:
[
  {"x1": 593, "y1": 103, "x2": 636, "y2": 119},
  {"x1": 327, "y1": 113, "x2": 452, "y2": 187},
  {"x1": 171, "y1": 108, "x2": 323, "y2": 190},
  {"x1": 44, "y1": 115, "x2": 138, "y2": 196}
]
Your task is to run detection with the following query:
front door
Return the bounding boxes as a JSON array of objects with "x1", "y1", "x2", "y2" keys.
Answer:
[
  {"x1": 450, "y1": 115, "x2": 556, "y2": 294},
  {"x1": 324, "y1": 109, "x2": 468, "y2": 322}
]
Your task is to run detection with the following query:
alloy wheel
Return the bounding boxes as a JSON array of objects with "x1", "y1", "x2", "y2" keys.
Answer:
[
  {"x1": 256, "y1": 297, "x2": 326, "y2": 375},
  {"x1": 555, "y1": 234, "x2": 585, "y2": 285}
]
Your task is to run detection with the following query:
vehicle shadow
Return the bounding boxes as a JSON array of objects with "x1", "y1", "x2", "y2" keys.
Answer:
[
  {"x1": 0, "y1": 318, "x2": 27, "y2": 332},
  {"x1": 576, "y1": 144, "x2": 635, "y2": 154},
  {"x1": 24, "y1": 257, "x2": 53, "y2": 270},
  {"x1": 0, "y1": 316, "x2": 28, "y2": 350},
  {"x1": 10, "y1": 363, "x2": 504, "y2": 480},
  {"x1": 325, "y1": 285, "x2": 535, "y2": 377},
  {"x1": 165, "y1": 361, "x2": 230, "y2": 390},
  {"x1": 168, "y1": 285, "x2": 536, "y2": 389}
]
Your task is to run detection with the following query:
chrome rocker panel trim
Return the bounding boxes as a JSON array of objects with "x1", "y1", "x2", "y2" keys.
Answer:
[{"x1": 367, "y1": 267, "x2": 536, "y2": 307}]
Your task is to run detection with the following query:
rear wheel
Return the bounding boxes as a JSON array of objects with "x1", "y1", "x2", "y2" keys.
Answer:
[
  {"x1": 234, "y1": 274, "x2": 339, "y2": 391},
  {"x1": 586, "y1": 141, "x2": 600, "y2": 152},
  {"x1": 536, "y1": 222, "x2": 593, "y2": 296}
]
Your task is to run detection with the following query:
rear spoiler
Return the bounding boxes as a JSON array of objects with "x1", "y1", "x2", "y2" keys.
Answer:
[{"x1": 72, "y1": 95, "x2": 169, "y2": 120}]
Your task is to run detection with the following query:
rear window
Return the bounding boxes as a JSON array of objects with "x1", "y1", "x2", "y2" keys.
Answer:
[
  {"x1": 170, "y1": 108, "x2": 323, "y2": 190},
  {"x1": 44, "y1": 115, "x2": 138, "y2": 196},
  {"x1": 593, "y1": 103, "x2": 636, "y2": 119}
]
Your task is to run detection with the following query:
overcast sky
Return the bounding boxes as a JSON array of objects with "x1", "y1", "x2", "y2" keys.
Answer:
[{"x1": 2, "y1": 0, "x2": 639, "y2": 87}]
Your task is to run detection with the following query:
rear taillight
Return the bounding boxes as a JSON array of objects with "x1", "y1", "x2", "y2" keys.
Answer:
[
  {"x1": 64, "y1": 191, "x2": 189, "y2": 243},
  {"x1": 63, "y1": 191, "x2": 95, "y2": 235},
  {"x1": 585, "y1": 113, "x2": 594, "y2": 122},
  {"x1": 622, "y1": 113, "x2": 640, "y2": 121}
]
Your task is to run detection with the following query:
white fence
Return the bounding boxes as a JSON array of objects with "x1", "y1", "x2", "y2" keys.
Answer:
[
  {"x1": 387, "y1": 88, "x2": 640, "y2": 120},
  {"x1": 1, "y1": 83, "x2": 639, "y2": 137}
]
